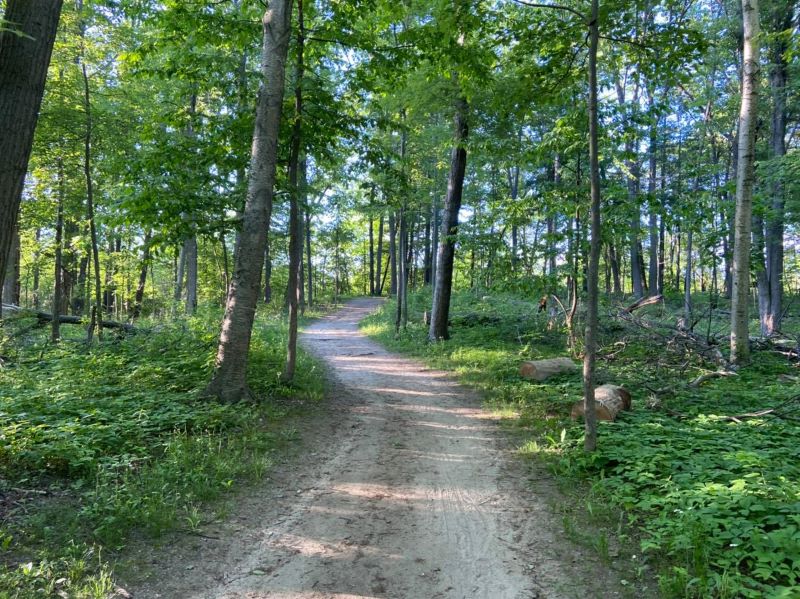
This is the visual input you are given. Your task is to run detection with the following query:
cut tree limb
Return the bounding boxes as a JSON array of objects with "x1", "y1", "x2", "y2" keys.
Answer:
[
  {"x1": 623, "y1": 294, "x2": 663, "y2": 313},
  {"x1": 519, "y1": 357, "x2": 578, "y2": 381},
  {"x1": 571, "y1": 384, "x2": 632, "y2": 421}
]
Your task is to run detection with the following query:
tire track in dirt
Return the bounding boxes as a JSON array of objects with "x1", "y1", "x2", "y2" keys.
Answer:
[{"x1": 128, "y1": 298, "x2": 632, "y2": 599}]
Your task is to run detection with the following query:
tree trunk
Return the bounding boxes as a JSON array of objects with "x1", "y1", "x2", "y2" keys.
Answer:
[
  {"x1": 684, "y1": 228, "x2": 693, "y2": 328},
  {"x1": 132, "y1": 231, "x2": 152, "y2": 320},
  {"x1": 761, "y1": 3, "x2": 791, "y2": 335},
  {"x1": 32, "y1": 228, "x2": 41, "y2": 310},
  {"x1": 617, "y1": 77, "x2": 644, "y2": 299},
  {"x1": 205, "y1": 0, "x2": 293, "y2": 402},
  {"x1": 423, "y1": 207, "x2": 431, "y2": 285},
  {"x1": 375, "y1": 215, "x2": 384, "y2": 295},
  {"x1": 583, "y1": 0, "x2": 601, "y2": 452},
  {"x1": 389, "y1": 212, "x2": 397, "y2": 296},
  {"x1": 82, "y1": 61, "x2": 103, "y2": 341},
  {"x1": 184, "y1": 236, "x2": 198, "y2": 314},
  {"x1": 647, "y1": 93, "x2": 659, "y2": 294},
  {"x1": 730, "y1": 0, "x2": 760, "y2": 364},
  {"x1": 283, "y1": 0, "x2": 305, "y2": 384},
  {"x1": 2, "y1": 225, "x2": 20, "y2": 307},
  {"x1": 395, "y1": 208, "x2": 406, "y2": 335},
  {"x1": 52, "y1": 162, "x2": 65, "y2": 342},
  {"x1": 305, "y1": 203, "x2": 313, "y2": 306},
  {"x1": 0, "y1": 0, "x2": 63, "y2": 309},
  {"x1": 369, "y1": 216, "x2": 375, "y2": 296},
  {"x1": 174, "y1": 243, "x2": 186, "y2": 308},
  {"x1": 264, "y1": 232, "x2": 273, "y2": 303},
  {"x1": 429, "y1": 89, "x2": 468, "y2": 341}
]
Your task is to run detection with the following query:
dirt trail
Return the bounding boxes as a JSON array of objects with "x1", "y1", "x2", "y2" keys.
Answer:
[{"x1": 128, "y1": 299, "x2": 630, "y2": 599}]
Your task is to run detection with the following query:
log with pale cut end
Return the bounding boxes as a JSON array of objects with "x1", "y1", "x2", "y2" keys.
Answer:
[
  {"x1": 571, "y1": 384, "x2": 632, "y2": 421},
  {"x1": 519, "y1": 357, "x2": 578, "y2": 381}
]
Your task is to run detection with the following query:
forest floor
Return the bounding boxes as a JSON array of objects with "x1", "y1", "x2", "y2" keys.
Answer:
[{"x1": 124, "y1": 298, "x2": 636, "y2": 599}]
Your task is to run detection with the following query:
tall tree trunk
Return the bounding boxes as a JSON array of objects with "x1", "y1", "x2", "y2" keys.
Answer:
[
  {"x1": 431, "y1": 195, "x2": 439, "y2": 288},
  {"x1": 183, "y1": 236, "x2": 198, "y2": 314},
  {"x1": 52, "y1": 159, "x2": 65, "y2": 342},
  {"x1": 761, "y1": 3, "x2": 792, "y2": 335},
  {"x1": 132, "y1": 231, "x2": 152, "y2": 320},
  {"x1": 283, "y1": 0, "x2": 305, "y2": 384},
  {"x1": 647, "y1": 93, "x2": 659, "y2": 294},
  {"x1": 32, "y1": 228, "x2": 41, "y2": 309},
  {"x1": 395, "y1": 208, "x2": 406, "y2": 335},
  {"x1": 684, "y1": 228, "x2": 693, "y2": 329},
  {"x1": 82, "y1": 62, "x2": 103, "y2": 341},
  {"x1": 369, "y1": 215, "x2": 375, "y2": 296},
  {"x1": 264, "y1": 233, "x2": 273, "y2": 303},
  {"x1": 730, "y1": 0, "x2": 760, "y2": 364},
  {"x1": 174, "y1": 243, "x2": 186, "y2": 307},
  {"x1": 0, "y1": 0, "x2": 63, "y2": 309},
  {"x1": 2, "y1": 225, "x2": 20, "y2": 306},
  {"x1": 389, "y1": 212, "x2": 397, "y2": 296},
  {"x1": 305, "y1": 204, "x2": 313, "y2": 306},
  {"x1": 583, "y1": 0, "x2": 600, "y2": 452},
  {"x1": 617, "y1": 77, "x2": 643, "y2": 298},
  {"x1": 205, "y1": 0, "x2": 293, "y2": 402},
  {"x1": 375, "y1": 215, "x2": 384, "y2": 295},
  {"x1": 509, "y1": 165, "x2": 520, "y2": 271},
  {"x1": 429, "y1": 89, "x2": 468, "y2": 341}
]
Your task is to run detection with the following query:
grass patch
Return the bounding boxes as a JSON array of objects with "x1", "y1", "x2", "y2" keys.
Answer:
[
  {"x1": 363, "y1": 289, "x2": 800, "y2": 598},
  {"x1": 0, "y1": 302, "x2": 334, "y2": 598}
]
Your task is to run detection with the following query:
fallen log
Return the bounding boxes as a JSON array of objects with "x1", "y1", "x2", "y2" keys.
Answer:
[
  {"x1": 2, "y1": 304, "x2": 136, "y2": 332},
  {"x1": 519, "y1": 357, "x2": 578, "y2": 381},
  {"x1": 623, "y1": 294, "x2": 664, "y2": 313},
  {"x1": 571, "y1": 384, "x2": 632, "y2": 422}
]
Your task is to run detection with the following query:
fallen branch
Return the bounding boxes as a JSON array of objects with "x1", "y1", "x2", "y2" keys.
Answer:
[
  {"x1": 623, "y1": 294, "x2": 664, "y2": 313},
  {"x1": 2, "y1": 304, "x2": 136, "y2": 333},
  {"x1": 689, "y1": 370, "x2": 737, "y2": 388}
]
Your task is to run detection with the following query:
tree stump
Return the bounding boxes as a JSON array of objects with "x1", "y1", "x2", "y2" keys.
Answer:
[
  {"x1": 571, "y1": 384, "x2": 632, "y2": 421},
  {"x1": 519, "y1": 357, "x2": 578, "y2": 381}
]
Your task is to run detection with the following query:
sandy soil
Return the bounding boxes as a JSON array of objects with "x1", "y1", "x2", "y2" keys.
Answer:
[{"x1": 125, "y1": 298, "x2": 633, "y2": 599}]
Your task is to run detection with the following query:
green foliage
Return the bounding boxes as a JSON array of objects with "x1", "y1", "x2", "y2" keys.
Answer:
[
  {"x1": 365, "y1": 290, "x2": 800, "y2": 598},
  {"x1": 0, "y1": 309, "x2": 324, "y2": 596}
]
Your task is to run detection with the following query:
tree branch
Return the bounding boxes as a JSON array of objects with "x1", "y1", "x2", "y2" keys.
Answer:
[{"x1": 510, "y1": 0, "x2": 587, "y2": 22}]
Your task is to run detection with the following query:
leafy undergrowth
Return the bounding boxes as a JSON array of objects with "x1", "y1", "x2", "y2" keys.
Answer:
[
  {"x1": 0, "y1": 303, "x2": 331, "y2": 598},
  {"x1": 362, "y1": 290, "x2": 800, "y2": 598}
]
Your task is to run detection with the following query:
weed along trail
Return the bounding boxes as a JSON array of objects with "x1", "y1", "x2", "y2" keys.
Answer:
[{"x1": 131, "y1": 298, "x2": 627, "y2": 599}]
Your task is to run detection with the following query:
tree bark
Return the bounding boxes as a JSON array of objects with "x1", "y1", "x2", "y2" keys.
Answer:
[
  {"x1": 205, "y1": 0, "x2": 293, "y2": 402},
  {"x1": 647, "y1": 92, "x2": 660, "y2": 294},
  {"x1": 0, "y1": 0, "x2": 63, "y2": 308},
  {"x1": 82, "y1": 61, "x2": 103, "y2": 341},
  {"x1": 583, "y1": 0, "x2": 601, "y2": 452},
  {"x1": 389, "y1": 212, "x2": 397, "y2": 296},
  {"x1": 429, "y1": 89, "x2": 468, "y2": 341},
  {"x1": 375, "y1": 215, "x2": 384, "y2": 295},
  {"x1": 52, "y1": 162, "x2": 65, "y2": 341},
  {"x1": 305, "y1": 203, "x2": 313, "y2": 306},
  {"x1": 730, "y1": 0, "x2": 760, "y2": 364},
  {"x1": 132, "y1": 232, "x2": 152, "y2": 320},
  {"x1": 759, "y1": 2, "x2": 792, "y2": 335},
  {"x1": 183, "y1": 236, "x2": 198, "y2": 314},
  {"x1": 2, "y1": 225, "x2": 20, "y2": 307},
  {"x1": 283, "y1": 0, "x2": 305, "y2": 384}
]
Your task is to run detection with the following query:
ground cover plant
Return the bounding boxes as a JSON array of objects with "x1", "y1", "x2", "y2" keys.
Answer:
[
  {"x1": 0, "y1": 305, "x2": 330, "y2": 598},
  {"x1": 362, "y1": 289, "x2": 800, "y2": 598}
]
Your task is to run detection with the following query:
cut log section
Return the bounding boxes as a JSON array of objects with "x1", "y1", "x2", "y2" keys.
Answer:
[
  {"x1": 571, "y1": 384, "x2": 632, "y2": 422},
  {"x1": 519, "y1": 357, "x2": 578, "y2": 381}
]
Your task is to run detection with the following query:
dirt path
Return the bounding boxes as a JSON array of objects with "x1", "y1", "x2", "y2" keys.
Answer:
[{"x1": 127, "y1": 299, "x2": 630, "y2": 599}]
